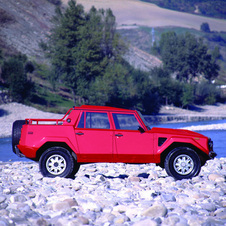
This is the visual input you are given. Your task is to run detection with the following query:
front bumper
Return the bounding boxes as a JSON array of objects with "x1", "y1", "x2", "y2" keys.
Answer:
[
  {"x1": 209, "y1": 150, "x2": 217, "y2": 159},
  {"x1": 208, "y1": 138, "x2": 217, "y2": 159}
]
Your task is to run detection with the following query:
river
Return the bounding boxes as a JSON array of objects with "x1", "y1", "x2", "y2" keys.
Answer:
[{"x1": 0, "y1": 120, "x2": 225, "y2": 162}]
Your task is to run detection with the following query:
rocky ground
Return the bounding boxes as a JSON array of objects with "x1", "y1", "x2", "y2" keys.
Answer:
[{"x1": 0, "y1": 158, "x2": 225, "y2": 226}]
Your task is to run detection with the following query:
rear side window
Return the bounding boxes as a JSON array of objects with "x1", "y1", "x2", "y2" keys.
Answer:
[
  {"x1": 112, "y1": 113, "x2": 140, "y2": 130},
  {"x1": 77, "y1": 112, "x2": 110, "y2": 129}
]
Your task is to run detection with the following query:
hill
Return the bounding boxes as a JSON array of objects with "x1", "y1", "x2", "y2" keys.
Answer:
[
  {"x1": 74, "y1": 0, "x2": 226, "y2": 32},
  {"x1": 0, "y1": 0, "x2": 161, "y2": 70},
  {"x1": 0, "y1": 0, "x2": 55, "y2": 61},
  {"x1": 1, "y1": 0, "x2": 226, "y2": 65}
]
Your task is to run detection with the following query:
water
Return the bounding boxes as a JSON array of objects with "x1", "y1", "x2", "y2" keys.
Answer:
[
  {"x1": 0, "y1": 137, "x2": 32, "y2": 162},
  {"x1": 0, "y1": 120, "x2": 225, "y2": 162},
  {"x1": 151, "y1": 119, "x2": 226, "y2": 129}
]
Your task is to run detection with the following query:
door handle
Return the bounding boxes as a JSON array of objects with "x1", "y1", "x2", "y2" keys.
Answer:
[
  {"x1": 76, "y1": 132, "x2": 84, "y2": 135},
  {"x1": 115, "y1": 134, "x2": 123, "y2": 137}
]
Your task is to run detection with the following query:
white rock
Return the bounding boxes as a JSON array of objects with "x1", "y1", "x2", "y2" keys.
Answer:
[
  {"x1": 80, "y1": 201, "x2": 102, "y2": 212},
  {"x1": 132, "y1": 218, "x2": 157, "y2": 226},
  {"x1": 208, "y1": 174, "x2": 225, "y2": 183},
  {"x1": 142, "y1": 203, "x2": 167, "y2": 217}
]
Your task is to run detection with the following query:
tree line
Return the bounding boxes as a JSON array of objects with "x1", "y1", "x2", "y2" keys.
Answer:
[
  {"x1": 0, "y1": 0, "x2": 222, "y2": 113},
  {"x1": 141, "y1": 0, "x2": 226, "y2": 19}
]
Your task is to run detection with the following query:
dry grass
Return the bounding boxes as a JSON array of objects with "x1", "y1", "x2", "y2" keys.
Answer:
[{"x1": 62, "y1": 0, "x2": 226, "y2": 32}]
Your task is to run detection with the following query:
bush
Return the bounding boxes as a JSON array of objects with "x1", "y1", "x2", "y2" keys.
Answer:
[
  {"x1": 200, "y1": 22, "x2": 211, "y2": 33},
  {"x1": 195, "y1": 82, "x2": 219, "y2": 105},
  {"x1": 0, "y1": 9, "x2": 14, "y2": 24},
  {"x1": 47, "y1": 0, "x2": 62, "y2": 6},
  {"x1": 2, "y1": 57, "x2": 34, "y2": 103}
]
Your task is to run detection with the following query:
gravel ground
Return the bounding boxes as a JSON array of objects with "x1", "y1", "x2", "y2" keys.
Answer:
[
  {"x1": 0, "y1": 102, "x2": 226, "y2": 138},
  {"x1": 0, "y1": 159, "x2": 225, "y2": 225}
]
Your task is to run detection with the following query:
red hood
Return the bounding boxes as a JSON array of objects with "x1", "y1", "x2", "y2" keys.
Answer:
[{"x1": 150, "y1": 127, "x2": 206, "y2": 138}]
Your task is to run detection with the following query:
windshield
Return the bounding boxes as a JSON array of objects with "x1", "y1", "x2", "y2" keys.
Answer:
[{"x1": 138, "y1": 111, "x2": 151, "y2": 130}]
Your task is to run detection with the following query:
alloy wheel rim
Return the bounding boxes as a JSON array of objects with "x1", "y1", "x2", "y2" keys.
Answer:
[
  {"x1": 46, "y1": 154, "x2": 66, "y2": 175},
  {"x1": 173, "y1": 154, "x2": 194, "y2": 175}
]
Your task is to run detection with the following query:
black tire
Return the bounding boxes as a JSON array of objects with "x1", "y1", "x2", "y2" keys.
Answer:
[
  {"x1": 164, "y1": 147, "x2": 201, "y2": 180},
  {"x1": 12, "y1": 120, "x2": 26, "y2": 153},
  {"x1": 70, "y1": 161, "x2": 80, "y2": 178},
  {"x1": 39, "y1": 147, "x2": 74, "y2": 178}
]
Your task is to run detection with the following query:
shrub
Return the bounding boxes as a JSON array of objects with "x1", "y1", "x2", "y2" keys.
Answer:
[
  {"x1": 47, "y1": 0, "x2": 62, "y2": 6},
  {"x1": 0, "y1": 9, "x2": 14, "y2": 24},
  {"x1": 2, "y1": 57, "x2": 34, "y2": 103},
  {"x1": 200, "y1": 22, "x2": 211, "y2": 33},
  {"x1": 195, "y1": 82, "x2": 220, "y2": 105}
]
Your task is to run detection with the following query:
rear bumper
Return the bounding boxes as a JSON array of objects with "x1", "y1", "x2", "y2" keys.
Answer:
[{"x1": 13, "y1": 146, "x2": 25, "y2": 158}]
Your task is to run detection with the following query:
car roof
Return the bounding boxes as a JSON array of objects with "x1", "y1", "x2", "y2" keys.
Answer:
[{"x1": 75, "y1": 105, "x2": 136, "y2": 112}]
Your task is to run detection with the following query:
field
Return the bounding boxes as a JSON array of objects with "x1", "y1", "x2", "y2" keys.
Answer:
[{"x1": 71, "y1": 0, "x2": 226, "y2": 32}]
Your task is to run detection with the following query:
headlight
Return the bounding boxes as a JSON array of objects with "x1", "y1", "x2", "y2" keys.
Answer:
[{"x1": 208, "y1": 138, "x2": 213, "y2": 151}]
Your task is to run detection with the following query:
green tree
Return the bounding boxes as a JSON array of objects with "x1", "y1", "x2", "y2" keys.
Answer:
[
  {"x1": 42, "y1": 0, "x2": 126, "y2": 105},
  {"x1": 159, "y1": 31, "x2": 179, "y2": 73},
  {"x1": 130, "y1": 68, "x2": 161, "y2": 114},
  {"x1": 211, "y1": 46, "x2": 221, "y2": 61},
  {"x1": 159, "y1": 32, "x2": 219, "y2": 83},
  {"x1": 150, "y1": 67, "x2": 183, "y2": 106},
  {"x1": 195, "y1": 82, "x2": 219, "y2": 105},
  {"x1": 181, "y1": 84, "x2": 194, "y2": 108},
  {"x1": 2, "y1": 57, "x2": 34, "y2": 103}
]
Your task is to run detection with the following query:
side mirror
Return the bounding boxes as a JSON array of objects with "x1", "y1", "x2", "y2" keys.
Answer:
[{"x1": 138, "y1": 126, "x2": 145, "y2": 133}]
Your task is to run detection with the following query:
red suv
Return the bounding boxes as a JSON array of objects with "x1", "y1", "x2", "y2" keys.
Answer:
[{"x1": 12, "y1": 105, "x2": 216, "y2": 180}]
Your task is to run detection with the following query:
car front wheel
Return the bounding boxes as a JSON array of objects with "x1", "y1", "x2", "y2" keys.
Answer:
[
  {"x1": 39, "y1": 147, "x2": 74, "y2": 178},
  {"x1": 164, "y1": 147, "x2": 201, "y2": 180}
]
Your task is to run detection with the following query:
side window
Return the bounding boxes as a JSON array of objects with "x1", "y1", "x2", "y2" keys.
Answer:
[
  {"x1": 86, "y1": 112, "x2": 110, "y2": 129},
  {"x1": 77, "y1": 112, "x2": 85, "y2": 128},
  {"x1": 113, "y1": 113, "x2": 140, "y2": 130},
  {"x1": 77, "y1": 112, "x2": 110, "y2": 129}
]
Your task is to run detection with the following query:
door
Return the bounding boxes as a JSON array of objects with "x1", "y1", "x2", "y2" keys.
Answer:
[
  {"x1": 75, "y1": 111, "x2": 114, "y2": 162},
  {"x1": 112, "y1": 113, "x2": 153, "y2": 163}
]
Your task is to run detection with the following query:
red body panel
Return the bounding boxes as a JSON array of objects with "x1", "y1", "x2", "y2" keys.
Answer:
[
  {"x1": 114, "y1": 130, "x2": 154, "y2": 163},
  {"x1": 16, "y1": 105, "x2": 212, "y2": 164},
  {"x1": 75, "y1": 129, "x2": 114, "y2": 162}
]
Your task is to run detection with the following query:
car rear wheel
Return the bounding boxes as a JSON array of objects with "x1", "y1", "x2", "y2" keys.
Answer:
[
  {"x1": 164, "y1": 147, "x2": 201, "y2": 180},
  {"x1": 39, "y1": 147, "x2": 74, "y2": 178},
  {"x1": 12, "y1": 120, "x2": 26, "y2": 153}
]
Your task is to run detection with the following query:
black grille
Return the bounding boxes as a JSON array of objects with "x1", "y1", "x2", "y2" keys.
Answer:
[{"x1": 158, "y1": 137, "x2": 167, "y2": 146}]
